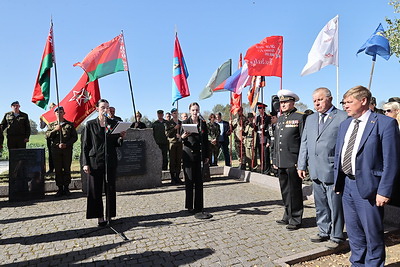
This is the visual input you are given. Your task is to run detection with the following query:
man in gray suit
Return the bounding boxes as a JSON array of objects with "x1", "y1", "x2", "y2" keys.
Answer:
[{"x1": 297, "y1": 87, "x2": 348, "y2": 249}]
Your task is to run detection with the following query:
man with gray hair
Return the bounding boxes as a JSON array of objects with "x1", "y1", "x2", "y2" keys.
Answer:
[{"x1": 297, "y1": 87, "x2": 348, "y2": 249}]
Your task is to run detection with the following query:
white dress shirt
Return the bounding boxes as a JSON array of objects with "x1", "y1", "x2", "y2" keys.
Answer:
[{"x1": 341, "y1": 109, "x2": 371, "y2": 175}]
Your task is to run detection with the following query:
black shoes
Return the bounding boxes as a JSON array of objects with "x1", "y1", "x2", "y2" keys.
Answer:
[
  {"x1": 310, "y1": 234, "x2": 330, "y2": 243},
  {"x1": 276, "y1": 219, "x2": 289, "y2": 225},
  {"x1": 286, "y1": 224, "x2": 301, "y2": 231},
  {"x1": 54, "y1": 189, "x2": 63, "y2": 198}
]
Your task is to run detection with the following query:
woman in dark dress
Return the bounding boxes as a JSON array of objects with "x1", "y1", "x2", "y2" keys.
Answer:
[
  {"x1": 82, "y1": 99, "x2": 126, "y2": 226},
  {"x1": 181, "y1": 102, "x2": 209, "y2": 214}
]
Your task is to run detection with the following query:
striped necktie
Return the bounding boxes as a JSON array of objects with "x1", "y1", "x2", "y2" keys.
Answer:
[{"x1": 342, "y1": 119, "x2": 360, "y2": 175}]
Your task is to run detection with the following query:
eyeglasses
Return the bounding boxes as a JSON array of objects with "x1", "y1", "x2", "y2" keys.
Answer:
[{"x1": 383, "y1": 109, "x2": 392, "y2": 113}]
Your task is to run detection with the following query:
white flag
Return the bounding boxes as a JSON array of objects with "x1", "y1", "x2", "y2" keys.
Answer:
[{"x1": 301, "y1": 15, "x2": 339, "y2": 76}]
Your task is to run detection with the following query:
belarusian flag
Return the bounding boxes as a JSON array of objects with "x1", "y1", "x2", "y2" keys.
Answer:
[
  {"x1": 32, "y1": 24, "x2": 54, "y2": 109},
  {"x1": 74, "y1": 34, "x2": 128, "y2": 82}
]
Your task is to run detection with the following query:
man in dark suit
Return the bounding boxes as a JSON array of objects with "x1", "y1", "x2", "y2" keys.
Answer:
[
  {"x1": 334, "y1": 85, "x2": 400, "y2": 266},
  {"x1": 298, "y1": 87, "x2": 348, "y2": 249},
  {"x1": 273, "y1": 89, "x2": 306, "y2": 231},
  {"x1": 216, "y1": 112, "x2": 231, "y2": 166}
]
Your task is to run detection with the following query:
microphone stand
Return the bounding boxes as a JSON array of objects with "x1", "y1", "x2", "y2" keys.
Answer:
[
  {"x1": 194, "y1": 113, "x2": 213, "y2": 220},
  {"x1": 103, "y1": 118, "x2": 129, "y2": 241},
  {"x1": 79, "y1": 118, "x2": 128, "y2": 242}
]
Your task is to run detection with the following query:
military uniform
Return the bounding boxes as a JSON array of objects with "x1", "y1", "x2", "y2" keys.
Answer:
[
  {"x1": 1, "y1": 111, "x2": 30, "y2": 149},
  {"x1": 243, "y1": 118, "x2": 256, "y2": 170},
  {"x1": 152, "y1": 119, "x2": 169, "y2": 170},
  {"x1": 207, "y1": 121, "x2": 220, "y2": 166},
  {"x1": 165, "y1": 119, "x2": 183, "y2": 184},
  {"x1": 46, "y1": 120, "x2": 78, "y2": 192},
  {"x1": 255, "y1": 113, "x2": 272, "y2": 173},
  {"x1": 231, "y1": 114, "x2": 247, "y2": 168},
  {"x1": 274, "y1": 107, "x2": 306, "y2": 227}
]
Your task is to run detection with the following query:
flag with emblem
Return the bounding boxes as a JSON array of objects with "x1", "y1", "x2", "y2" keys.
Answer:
[
  {"x1": 32, "y1": 23, "x2": 54, "y2": 109},
  {"x1": 41, "y1": 73, "x2": 100, "y2": 127},
  {"x1": 172, "y1": 34, "x2": 190, "y2": 105},
  {"x1": 357, "y1": 23, "x2": 391, "y2": 61},
  {"x1": 74, "y1": 34, "x2": 128, "y2": 82}
]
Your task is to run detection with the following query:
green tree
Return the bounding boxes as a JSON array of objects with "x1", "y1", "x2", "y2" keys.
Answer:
[
  {"x1": 295, "y1": 102, "x2": 309, "y2": 112},
  {"x1": 30, "y1": 119, "x2": 38, "y2": 135},
  {"x1": 386, "y1": 0, "x2": 400, "y2": 59}
]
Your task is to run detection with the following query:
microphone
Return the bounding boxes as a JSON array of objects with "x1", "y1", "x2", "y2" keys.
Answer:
[{"x1": 103, "y1": 112, "x2": 109, "y2": 117}]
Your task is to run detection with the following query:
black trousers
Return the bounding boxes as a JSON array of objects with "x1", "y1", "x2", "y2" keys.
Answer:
[
  {"x1": 52, "y1": 147, "x2": 73, "y2": 187},
  {"x1": 86, "y1": 168, "x2": 116, "y2": 219},
  {"x1": 255, "y1": 139, "x2": 271, "y2": 172},
  {"x1": 183, "y1": 161, "x2": 204, "y2": 212},
  {"x1": 278, "y1": 167, "x2": 304, "y2": 226},
  {"x1": 47, "y1": 138, "x2": 54, "y2": 171}
]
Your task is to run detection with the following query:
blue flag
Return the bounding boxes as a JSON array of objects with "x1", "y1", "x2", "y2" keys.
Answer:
[{"x1": 357, "y1": 23, "x2": 391, "y2": 61}]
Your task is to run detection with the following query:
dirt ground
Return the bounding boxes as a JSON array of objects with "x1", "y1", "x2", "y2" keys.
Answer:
[{"x1": 292, "y1": 229, "x2": 400, "y2": 266}]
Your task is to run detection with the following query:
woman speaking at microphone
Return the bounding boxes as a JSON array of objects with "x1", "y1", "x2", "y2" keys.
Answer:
[
  {"x1": 181, "y1": 102, "x2": 209, "y2": 215},
  {"x1": 82, "y1": 99, "x2": 126, "y2": 226}
]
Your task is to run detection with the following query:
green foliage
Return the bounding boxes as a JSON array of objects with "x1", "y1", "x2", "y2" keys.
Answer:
[
  {"x1": 0, "y1": 133, "x2": 81, "y2": 162},
  {"x1": 386, "y1": 0, "x2": 400, "y2": 60},
  {"x1": 30, "y1": 119, "x2": 38, "y2": 135},
  {"x1": 295, "y1": 102, "x2": 309, "y2": 112}
]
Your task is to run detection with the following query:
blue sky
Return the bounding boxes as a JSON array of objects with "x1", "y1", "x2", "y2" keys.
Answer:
[{"x1": 0, "y1": 0, "x2": 399, "y2": 124}]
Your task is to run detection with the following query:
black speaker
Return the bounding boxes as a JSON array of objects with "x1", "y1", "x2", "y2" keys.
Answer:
[{"x1": 271, "y1": 95, "x2": 280, "y2": 115}]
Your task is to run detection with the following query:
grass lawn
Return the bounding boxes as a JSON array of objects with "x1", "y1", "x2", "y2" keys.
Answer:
[{"x1": 0, "y1": 133, "x2": 82, "y2": 184}]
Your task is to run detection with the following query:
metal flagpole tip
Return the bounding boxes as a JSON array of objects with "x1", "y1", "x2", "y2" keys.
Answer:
[{"x1": 194, "y1": 211, "x2": 213, "y2": 220}]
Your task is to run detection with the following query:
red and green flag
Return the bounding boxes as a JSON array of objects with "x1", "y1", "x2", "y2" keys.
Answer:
[
  {"x1": 41, "y1": 73, "x2": 100, "y2": 128},
  {"x1": 32, "y1": 24, "x2": 54, "y2": 109},
  {"x1": 74, "y1": 34, "x2": 128, "y2": 82}
]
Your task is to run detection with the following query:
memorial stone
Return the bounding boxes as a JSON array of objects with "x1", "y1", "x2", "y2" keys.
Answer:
[{"x1": 9, "y1": 148, "x2": 45, "y2": 201}]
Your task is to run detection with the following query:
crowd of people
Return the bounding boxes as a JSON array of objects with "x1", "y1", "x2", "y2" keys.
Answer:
[{"x1": 1, "y1": 86, "x2": 400, "y2": 266}]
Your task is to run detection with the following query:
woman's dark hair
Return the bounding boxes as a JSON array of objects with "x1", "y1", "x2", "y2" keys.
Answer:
[
  {"x1": 189, "y1": 102, "x2": 200, "y2": 110},
  {"x1": 96, "y1": 98, "x2": 109, "y2": 107}
]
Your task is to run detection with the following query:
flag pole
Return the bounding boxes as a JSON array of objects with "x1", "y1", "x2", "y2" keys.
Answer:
[
  {"x1": 368, "y1": 58, "x2": 376, "y2": 90},
  {"x1": 50, "y1": 19, "x2": 63, "y2": 144},
  {"x1": 336, "y1": 65, "x2": 340, "y2": 107},
  {"x1": 121, "y1": 30, "x2": 137, "y2": 122}
]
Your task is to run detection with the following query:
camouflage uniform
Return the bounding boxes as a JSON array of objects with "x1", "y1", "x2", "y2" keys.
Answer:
[
  {"x1": 152, "y1": 119, "x2": 169, "y2": 170},
  {"x1": 46, "y1": 120, "x2": 78, "y2": 190},
  {"x1": 231, "y1": 114, "x2": 247, "y2": 168},
  {"x1": 207, "y1": 121, "x2": 220, "y2": 166},
  {"x1": 165, "y1": 119, "x2": 183, "y2": 184},
  {"x1": 243, "y1": 119, "x2": 256, "y2": 170},
  {"x1": 1, "y1": 111, "x2": 30, "y2": 149}
]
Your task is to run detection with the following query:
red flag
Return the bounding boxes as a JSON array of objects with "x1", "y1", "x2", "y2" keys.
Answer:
[
  {"x1": 244, "y1": 36, "x2": 283, "y2": 77},
  {"x1": 32, "y1": 24, "x2": 54, "y2": 109},
  {"x1": 41, "y1": 73, "x2": 100, "y2": 127},
  {"x1": 74, "y1": 34, "x2": 128, "y2": 82},
  {"x1": 172, "y1": 35, "x2": 190, "y2": 105}
]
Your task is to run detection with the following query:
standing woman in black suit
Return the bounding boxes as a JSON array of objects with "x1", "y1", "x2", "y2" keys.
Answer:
[
  {"x1": 181, "y1": 102, "x2": 209, "y2": 214},
  {"x1": 82, "y1": 99, "x2": 126, "y2": 226}
]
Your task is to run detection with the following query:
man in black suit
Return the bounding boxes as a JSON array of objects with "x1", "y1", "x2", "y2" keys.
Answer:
[
  {"x1": 273, "y1": 89, "x2": 306, "y2": 231},
  {"x1": 215, "y1": 112, "x2": 231, "y2": 166}
]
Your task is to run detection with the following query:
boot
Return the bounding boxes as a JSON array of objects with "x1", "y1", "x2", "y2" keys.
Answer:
[{"x1": 170, "y1": 172, "x2": 177, "y2": 185}]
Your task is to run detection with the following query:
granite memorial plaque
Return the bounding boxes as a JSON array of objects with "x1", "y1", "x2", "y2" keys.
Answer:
[
  {"x1": 116, "y1": 140, "x2": 146, "y2": 176},
  {"x1": 9, "y1": 148, "x2": 45, "y2": 202}
]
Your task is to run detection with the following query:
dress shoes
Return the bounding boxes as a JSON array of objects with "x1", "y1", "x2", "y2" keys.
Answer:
[
  {"x1": 286, "y1": 224, "x2": 301, "y2": 231},
  {"x1": 63, "y1": 188, "x2": 72, "y2": 196},
  {"x1": 54, "y1": 189, "x2": 63, "y2": 198},
  {"x1": 325, "y1": 240, "x2": 342, "y2": 249},
  {"x1": 276, "y1": 219, "x2": 289, "y2": 225},
  {"x1": 310, "y1": 234, "x2": 329, "y2": 243}
]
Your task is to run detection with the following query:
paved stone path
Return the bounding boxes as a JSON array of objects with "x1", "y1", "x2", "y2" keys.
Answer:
[{"x1": 0, "y1": 177, "x2": 322, "y2": 266}]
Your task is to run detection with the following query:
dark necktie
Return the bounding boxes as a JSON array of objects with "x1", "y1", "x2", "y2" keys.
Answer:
[
  {"x1": 342, "y1": 119, "x2": 360, "y2": 175},
  {"x1": 318, "y1": 113, "x2": 327, "y2": 134}
]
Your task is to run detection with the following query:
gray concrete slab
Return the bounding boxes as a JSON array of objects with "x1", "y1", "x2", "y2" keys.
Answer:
[{"x1": 0, "y1": 176, "x2": 325, "y2": 266}]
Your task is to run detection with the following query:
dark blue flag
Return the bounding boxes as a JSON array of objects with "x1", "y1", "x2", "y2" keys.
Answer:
[{"x1": 357, "y1": 23, "x2": 391, "y2": 61}]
